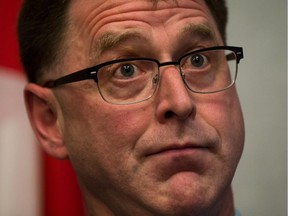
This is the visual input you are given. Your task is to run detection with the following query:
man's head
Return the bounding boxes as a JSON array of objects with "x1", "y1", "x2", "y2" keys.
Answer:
[{"x1": 19, "y1": 1, "x2": 244, "y2": 215}]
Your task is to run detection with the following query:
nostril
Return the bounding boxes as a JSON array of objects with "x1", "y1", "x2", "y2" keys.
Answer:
[{"x1": 164, "y1": 110, "x2": 174, "y2": 118}]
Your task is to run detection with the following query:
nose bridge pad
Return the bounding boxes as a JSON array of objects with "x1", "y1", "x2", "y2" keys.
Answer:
[
  {"x1": 169, "y1": 64, "x2": 186, "y2": 85},
  {"x1": 180, "y1": 71, "x2": 186, "y2": 81},
  {"x1": 152, "y1": 74, "x2": 159, "y2": 85},
  {"x1": 180, "y1": 71, "x2": 189, "y2": 88}
]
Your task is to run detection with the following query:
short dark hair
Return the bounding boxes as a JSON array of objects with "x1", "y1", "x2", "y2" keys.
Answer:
[
  {"x1": 204, "y1": 0, "x2": 228, "y2": 43},
  {"x1": 17, "y1": 0, "x2": 227, "y2": 83},
  {"x1": 17, "y1": 0, "x2": 71, "y2": 83}
]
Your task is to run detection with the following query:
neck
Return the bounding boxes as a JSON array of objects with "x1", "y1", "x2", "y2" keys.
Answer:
[{"x1": 215, "y1": 186, "x2": 235, "y2": 216}]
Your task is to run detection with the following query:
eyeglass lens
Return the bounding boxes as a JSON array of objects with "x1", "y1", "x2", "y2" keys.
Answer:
[{"x1": 95, "y1": 48, "x2": 237, "y2": 104}]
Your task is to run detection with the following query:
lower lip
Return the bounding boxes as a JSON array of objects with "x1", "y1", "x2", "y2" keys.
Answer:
[{"x1": 149, "y1": 147, "x2": 210, "y2": 172}]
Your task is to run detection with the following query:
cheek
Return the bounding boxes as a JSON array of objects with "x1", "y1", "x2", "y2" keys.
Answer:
[
  {"x1": 58, "y1": 91, "x2": 153, "y2": 185},
  {"x1": 92, "y1": 107, "x2": 152, "y2": 146},
  {"x1": 59, "y1": 90, "x2": 152, "y2": 162},
  {"x1": 195, "y1": 91, "x2": 245, "y2": 192},
  {"x1": 197, "y1": 90, "x2": 245, "y2": 157},
  {"x1": 59, "y1": 87, "x2": 151, "y2": 141}
]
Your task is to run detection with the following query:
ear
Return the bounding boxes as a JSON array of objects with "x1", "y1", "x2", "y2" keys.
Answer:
[{"x1": 24, "y1": 83, "x2": 68, "y2": 159}]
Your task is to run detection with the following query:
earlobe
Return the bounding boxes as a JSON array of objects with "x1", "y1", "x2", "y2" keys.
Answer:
[{"x1": 24, "y1": 83, "x2": 68, "y2": 159}]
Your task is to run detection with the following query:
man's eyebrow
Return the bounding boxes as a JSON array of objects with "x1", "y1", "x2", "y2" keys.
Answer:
[
  {"x1": 178, "y1": 23, "x2": 216, "y2": 43},
  {"x1": 92, "y1": 24, "x2": 215, "y2": 60},
  {"x1": 94, "y1": 30, "x2": 148, "y2": 57}
]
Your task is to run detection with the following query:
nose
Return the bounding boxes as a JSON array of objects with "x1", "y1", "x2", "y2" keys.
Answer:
[{"x1": 154, "y1": 65, "x2": 196, "y2": 123}]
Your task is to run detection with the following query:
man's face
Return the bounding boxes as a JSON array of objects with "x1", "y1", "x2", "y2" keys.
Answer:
[{"x1": 54, "y1": 0, "x2": 244, "y2": 215}]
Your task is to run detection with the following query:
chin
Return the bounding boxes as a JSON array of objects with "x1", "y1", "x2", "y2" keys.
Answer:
[{"x1": 148, "y1": 175, "x2": 231, "y2": 216}]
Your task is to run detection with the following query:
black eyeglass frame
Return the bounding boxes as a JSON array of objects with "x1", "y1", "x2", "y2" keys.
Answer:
[{"x1": 44, "y1": 46, "x2": 244, "y2": 90}]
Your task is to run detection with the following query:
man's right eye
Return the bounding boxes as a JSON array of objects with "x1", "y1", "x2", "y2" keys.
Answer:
[
  {"x1": 110, "y1": 62, "x2": 142, "y2": 80},
  {"x1": 119, "y1": 64, "x2": 135, "y2": 78}
]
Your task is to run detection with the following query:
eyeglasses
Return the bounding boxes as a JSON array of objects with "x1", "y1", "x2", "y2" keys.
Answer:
[{"x1": 45, "y1": 46, "x2": 244, "y2": 104}]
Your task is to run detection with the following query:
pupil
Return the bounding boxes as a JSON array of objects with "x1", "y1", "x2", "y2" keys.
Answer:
[
  {"x1": 121, "y1": 64, "x2": 134, "y2": 77},
  {"x1": 191, "y1": 55, "x2": 204, "y2": 67}
]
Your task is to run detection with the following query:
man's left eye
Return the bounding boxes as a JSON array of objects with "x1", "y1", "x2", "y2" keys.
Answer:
[{"x1": 190, "y1": 54, "x2": 208, "y2": 68}]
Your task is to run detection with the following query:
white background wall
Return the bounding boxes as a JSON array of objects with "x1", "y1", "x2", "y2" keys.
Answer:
[
  {"x1": 0, "y1": 68, "x2": 41, "y2": 216},
  {"x1": 227, "y1": 1, "x2": 287, "y2": 215}
]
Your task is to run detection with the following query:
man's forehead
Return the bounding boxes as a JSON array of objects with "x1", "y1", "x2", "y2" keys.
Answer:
[
  {"x1": 67, "y1": 0, "x2": 213, "y2": 33},
  {"x1": 66, "y1": 0, "x2": 219, "y2": 59},
  {"x1": 68, "y1": 0, "x2": 210, "y2": 17}
]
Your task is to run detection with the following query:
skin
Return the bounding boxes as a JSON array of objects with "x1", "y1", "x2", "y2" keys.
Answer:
[{"x1": 24, "y1": 0, "x2": 245, "y2": 215}]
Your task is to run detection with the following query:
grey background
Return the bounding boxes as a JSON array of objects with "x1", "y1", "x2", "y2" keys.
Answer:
[{"x1": 227, "y1": 1, "x2": 287, "y2": 216}]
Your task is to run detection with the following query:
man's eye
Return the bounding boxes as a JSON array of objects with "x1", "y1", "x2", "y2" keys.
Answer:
[
  {"x1": 119, "y1": 64, "x2": 135, "y2": 77},
  {"x1": 108, "y1": 63, "x2": 139, "y2": 80},
  {"x1": 190, "y1": 54, "x2": 208, "y2": 68}
]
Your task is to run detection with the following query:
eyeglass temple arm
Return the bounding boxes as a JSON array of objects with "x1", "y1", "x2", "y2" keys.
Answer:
[
  {"x1": 44, "y1": 69, "x2": 97, "y2": 88},
  {"x1": 226, "y1": 48, "x2": 243, "y2": 64}
]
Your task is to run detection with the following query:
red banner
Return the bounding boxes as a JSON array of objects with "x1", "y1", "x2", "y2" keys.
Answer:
[{"x1": 0, "y1": 1, "x2": 84, "y2": 215}]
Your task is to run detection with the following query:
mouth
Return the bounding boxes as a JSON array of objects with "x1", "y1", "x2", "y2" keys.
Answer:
[
  {"x1": 146, "y1": 143, "x2": 211, "y2": 157},
  {"x1": 144, "y1": 144, "x2": 213, "y2": 179},
  {"x1": 148, "y1": 145, "x2": 210, "y2": 165}
]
